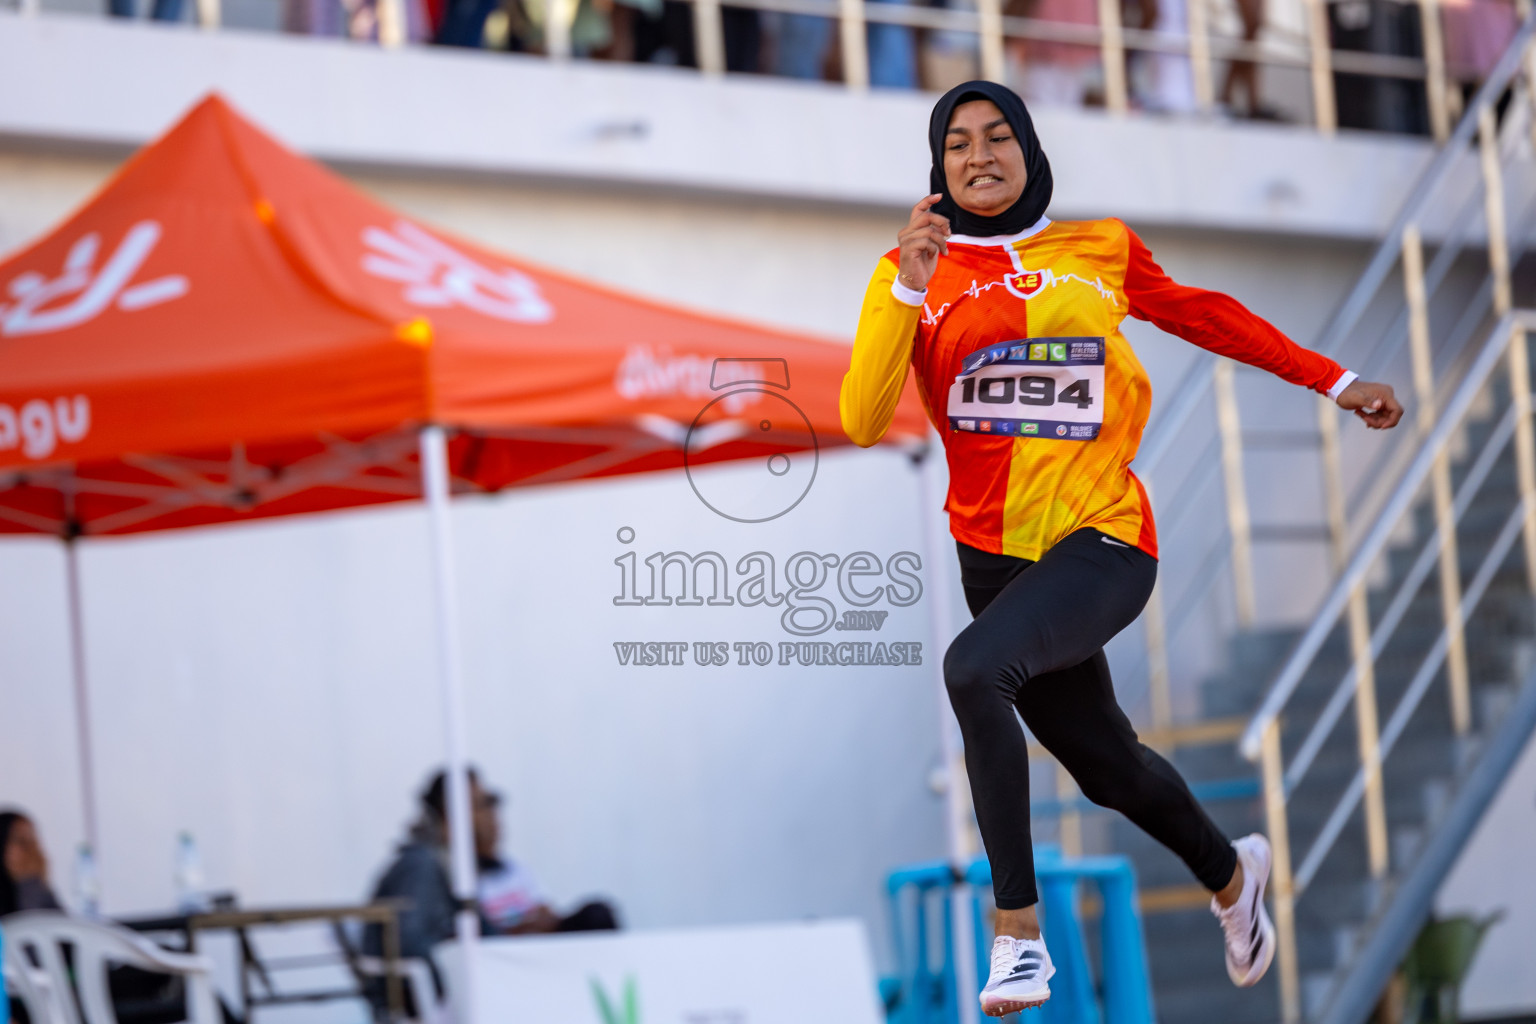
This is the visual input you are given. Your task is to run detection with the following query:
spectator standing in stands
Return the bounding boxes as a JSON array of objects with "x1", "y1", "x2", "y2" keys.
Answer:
[
  {"x1": 1130, "y1": 0, "x2": 1197, "y2": 113},
  {"x1": 1441, "y1": 0, "x2": 1518, "y2": 97},
  {"x1": 868, "y1": 0, "x2": 919, "y2": 87},
  {"x1": 436, "y1": 0, "x2": 498, "y2": 45},
  {"x1": 765, "y1": 4, "x2": 914, "y2": 85},
  {"x1": 283, "y1": 0, "x2": 432, "y2": 42},
  {"x1": 1221, "y1": 0, "x2": 1272, "y2": 117},
  {"x1": 767, "y1": 10, "x2": 834, "y2": 78},
  {"x1": 628, "y1": 1, "x2": 761, "y2": 69},
  {"x1": 365, "y1": 768, "x2": 617, "y2": 962},
  {"x1": 108, "y1": 0, "x2": 183, "y2": 21},
  {"x1": 1006, "y1": 0, "x2": 1101, "y2": 106}
]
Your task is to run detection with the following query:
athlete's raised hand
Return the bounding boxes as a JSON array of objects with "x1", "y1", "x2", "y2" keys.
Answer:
[
  {"x1": 896, "y1": 194, "x2": 951, "y2": 293},
  {"x1": 1337, "y1": 379, "x2": 1403, "y2": 430}
]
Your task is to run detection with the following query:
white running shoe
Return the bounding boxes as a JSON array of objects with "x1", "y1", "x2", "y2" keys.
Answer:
[
  {"x1": 1212, "y1": 833, "x2": 1277, "y2": 987},
  {"x1": 979, "y1": 934, "x2": 1054, "y2": 1016}
]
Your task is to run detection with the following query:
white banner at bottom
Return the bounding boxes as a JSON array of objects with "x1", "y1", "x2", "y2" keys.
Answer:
[{"x1": 436, "y1": 919, "x2": 884, "y2": 1024}]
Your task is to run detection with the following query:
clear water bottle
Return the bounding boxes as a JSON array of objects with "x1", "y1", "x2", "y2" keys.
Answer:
[
  {"x1": 174, "y1": 832, "x2": 207, "y2": 914},
  {"x1": 74, "y1": 842, "x2": 101, "y2": 918}
]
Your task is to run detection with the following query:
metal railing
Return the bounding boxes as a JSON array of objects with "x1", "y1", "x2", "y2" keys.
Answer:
[
  {"x1": 1241, "y1": 306, "x2": 1536, "y2": 1022},
  {"x1": 1127, "y1": 10, "x2": 1536, "y2": 741},
  {"x1": 13, "y1": 0, "x2": 1513, "y2": 138},
  {"x1": 1222, "y1": 28, "x2": 1536, "y2": 1014}
]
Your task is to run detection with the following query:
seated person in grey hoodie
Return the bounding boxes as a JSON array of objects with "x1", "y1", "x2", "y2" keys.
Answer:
[{"x1": 364, "y1": 768, "x2": 616, "y2": 966}]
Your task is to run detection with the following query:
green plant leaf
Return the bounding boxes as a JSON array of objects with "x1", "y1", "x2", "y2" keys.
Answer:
[
  {"x1": 624, "y1": 976, "x2": 639, "y2": 1024},
  {"x1": 590, "y1": 978, "x2": 622, "y2": 1024}
]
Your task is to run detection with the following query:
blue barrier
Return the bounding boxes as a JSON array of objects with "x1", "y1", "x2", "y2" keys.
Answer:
[
  {"x1": 885, "y1": 848, "x2": 1155, "y2": 1024},
  {"x1": 884, "y1": 860, "x2": 959, "y2": 1024}
]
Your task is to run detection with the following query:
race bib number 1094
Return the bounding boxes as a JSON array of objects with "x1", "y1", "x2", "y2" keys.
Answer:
[{"x1": 947, "y1": 337, "x2": 1105, "y2": 440}]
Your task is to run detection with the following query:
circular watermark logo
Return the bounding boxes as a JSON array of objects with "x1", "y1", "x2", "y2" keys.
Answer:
[{"x1": 684, "y1": 387, "x2": 818, "y2": 523}]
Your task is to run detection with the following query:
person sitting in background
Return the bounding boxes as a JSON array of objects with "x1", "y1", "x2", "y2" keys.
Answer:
[
  {"x1": 0, "y1": 812, "x2": 61, "y2": 920},
  {"x1": 366, "y1": 768, "x2": 617, "y2": 961},
  {"x1": 1, "y1": 810, "x2": 214, "y2": 1024},
  {"x1": 1, "y1": 809, "x2": 57, "y2": 1024}
]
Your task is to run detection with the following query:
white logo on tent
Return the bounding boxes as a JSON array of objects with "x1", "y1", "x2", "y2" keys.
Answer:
[
  {"x1": 0, "y1": 221, "x2": 189, "y2": 337},
  {"x1": 361, "y1": 221, "x2": 554, "y2": 324},
  {"x1": 0, "y1": 396, "x2": 90, "y2": 461}
]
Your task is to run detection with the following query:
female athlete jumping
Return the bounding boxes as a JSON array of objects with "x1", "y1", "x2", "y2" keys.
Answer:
[{"x1": 840, "y1": 81, "x2": 1403, "y2": 1016}]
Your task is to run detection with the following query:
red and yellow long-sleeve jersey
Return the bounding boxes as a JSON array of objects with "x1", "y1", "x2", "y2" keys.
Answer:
[{"x1": 841, "y1": 217, "x2": 1352, "y2": 561}]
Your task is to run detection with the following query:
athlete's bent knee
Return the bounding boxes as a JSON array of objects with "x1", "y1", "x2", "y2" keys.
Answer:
[{"x1": 943, "y1": 633, "x2": 1015, "y2": 712}]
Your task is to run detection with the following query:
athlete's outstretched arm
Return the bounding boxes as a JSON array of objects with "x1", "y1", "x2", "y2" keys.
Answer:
[
  {"x1": 1123, "y1": 225, "x2": 1402, "y2": 430},
  {"x1": 841, "y1": 257, "x2": 924, "y2": 447}
]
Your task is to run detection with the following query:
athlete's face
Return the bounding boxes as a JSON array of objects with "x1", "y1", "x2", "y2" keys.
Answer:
[{"x1": 943, "y1": 100, "x2": 1027, "y2": 218}]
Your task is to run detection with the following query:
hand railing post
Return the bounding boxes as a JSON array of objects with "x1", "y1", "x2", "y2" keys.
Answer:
[
  {"x1": 1331, "y1": 310, "x2": 1393, "y2": 853},
  {"x1": 1419, "y1": 0, "x2": 1452, "y2": 143},
  {"x1": 1347, "y1": 579, "x2": 1391, "y2": 875},
  {"x1": 1188, "y1": 0, "x2": 1215, "y2": 112},
  {"x1": 694, "y1": 0, "x2": 727, "y2": 74},
  {"x1": 1139, "y1": 480, "x2": 1173, "y2": 731},
  {"x1": 1144, "y1": 579, "x2": 1173, "y2": 730},
  {"x1": 1404, "y1": 223, "x2": 1472, "y2": 735},
  {"x1": 545, "y1": 0, "x2": 574, "y2": 58},
  {"x1": 1480, "y1": 103, "x2": 1512, "y2": 315},
  {"x1": 1305, "y1": 0, "x2": 1338, "y2": 134},
  {"x1": 1509, "y1": 325, "x2": 1536, "y2": 591},
  {"x1": 1318, "y1": 394, "x2": 1349, "y2": 571},
  {"x1": 378, "y1": 0, "x2": 406, "y2": 46},
  {"x1": 1260, "y1": 719, "x2": 1300, "y2": 1024},
  {"x1": 1478, "y1": 105, "x2": 1536, "y2": 594},
  {"x1": 1096, "y1": 0, "x2": 1129, "y2": 112},
  {"x1": 839, "y1": 0, "x2": 870, "y2": 88},
  {"x1": 978, "y1": 0, "x2": 1007, "y2": 83},
  {"x1": 1214, "y1": 359, "x2": 1256, "y2": 627}
]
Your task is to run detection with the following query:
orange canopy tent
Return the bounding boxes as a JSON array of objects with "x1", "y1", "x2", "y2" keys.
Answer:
[
  {"x1": 0, "y1": 94, "x2": 927, "y2": 988},
  {"x1": 0, "y1": 95, "x2": 926, "y2": 535}
]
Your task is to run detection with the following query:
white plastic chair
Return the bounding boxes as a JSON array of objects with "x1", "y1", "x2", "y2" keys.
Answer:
[
  {"x1": 0, "y1": 912, "x2": 220, "y2": 1024},
  {"x1": 352, "y1": 956, "x2": 446, "y2": 1024}
]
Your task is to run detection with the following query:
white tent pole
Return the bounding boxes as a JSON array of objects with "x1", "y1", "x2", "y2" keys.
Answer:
[
  {"x1": 417, "y1": 425, "x2": 481, "y2": 1024},
  {"x1": 915, "y1": 436, "x2": 980, "y2": 1024},
  {"x1": 64, "y1": 535, "x2": 102, "y2": 869}
]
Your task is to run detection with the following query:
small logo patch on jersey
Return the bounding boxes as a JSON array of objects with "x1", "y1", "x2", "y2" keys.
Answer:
[{"x1": 1005, "y1": 269, "x2": 1049, "y2": 300}]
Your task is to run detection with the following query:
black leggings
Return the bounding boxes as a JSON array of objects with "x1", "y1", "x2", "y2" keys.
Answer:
[{"x1": 944, "y1": 528, "x2": 1238, "y2": 910}]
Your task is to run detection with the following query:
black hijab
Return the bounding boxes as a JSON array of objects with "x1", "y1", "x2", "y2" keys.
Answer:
[{"x1": 928, "y1": 81, "x2": 1053, "y2": 238}]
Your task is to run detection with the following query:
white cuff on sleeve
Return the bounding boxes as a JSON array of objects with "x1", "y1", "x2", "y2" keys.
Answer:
[
  {"x1": 890, "y1": 278, "x2": 927, "y2": 307},
  {"x1": 1327, "y1": 369, "x2": 1359, "y2": 403}
]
